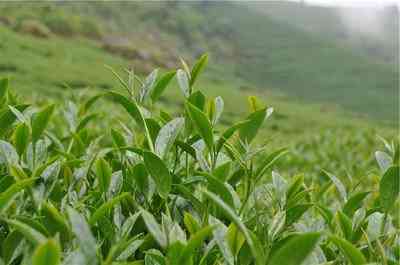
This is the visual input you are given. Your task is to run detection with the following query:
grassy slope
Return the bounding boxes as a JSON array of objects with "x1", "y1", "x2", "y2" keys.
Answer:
[
  {"x1": 0, "y1": 2, "x2": 398, "y2": 124},
  {"x1": 0, "y1": 26, "x2": 393, "y2": 140},
  {"x1": 0, "y1": 23, "x2": 396, "y2": 179}
]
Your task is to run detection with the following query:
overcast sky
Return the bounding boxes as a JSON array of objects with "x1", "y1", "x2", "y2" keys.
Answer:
[{"x1": 303, "y1": 0, "x2": 399, "y2": 6}]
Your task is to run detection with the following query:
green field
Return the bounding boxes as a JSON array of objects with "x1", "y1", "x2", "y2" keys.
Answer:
[{"x1": 0, "y1": 2, "x2": 398, "y2": 265}]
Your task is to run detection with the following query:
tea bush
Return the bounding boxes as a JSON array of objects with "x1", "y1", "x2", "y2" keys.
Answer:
[{"x1": 0, "y1": 55, "x2": 398, "y2": 265}]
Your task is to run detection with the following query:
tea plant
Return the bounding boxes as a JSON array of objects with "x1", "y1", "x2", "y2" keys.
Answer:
[{"x1": 0, "y1": 55, "x2": 398, "y2": 265}]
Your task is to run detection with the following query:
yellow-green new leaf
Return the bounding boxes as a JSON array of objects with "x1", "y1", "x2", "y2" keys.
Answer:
[
  {"x1": 329, "y1": 235, "x2": 367, "y2": 265},
  {"x1": 6, "y1": 219, "x2": 46, "y2": 245},
  {"x1": 185, "y1": 102, "x2": 214, "y2": 152},
  {"x1": 143, "y1": 151, "x2": 172, "y2": 199},
  {"x1": 32, "y1": 239, "x2": 61, "y2": 265},
  {"x1": 190, "y1": 54, "x2": 208, "y2": 87},
  {"x1": 0, "y1": 178, "x2": 36, "y2": 213}
]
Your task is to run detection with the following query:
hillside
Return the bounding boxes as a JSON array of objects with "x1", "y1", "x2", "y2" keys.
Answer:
[
  {"x1": 250, "y1": 1, "x2": 399, "y2": 65},
  {"x1": 0, "y1": 1, "x2": 398, "y2": 124}
]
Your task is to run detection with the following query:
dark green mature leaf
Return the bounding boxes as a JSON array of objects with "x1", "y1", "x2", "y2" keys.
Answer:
[
  {"x1": 0, "y1": 178, "x2": 36, "y2": 213},
  {"x1": 76, "y1": 113, "x2": 98, "y2": 132},
  {"x1": 0, "y1": 104, "x2": 29, "y2": 136},
  {"x1": 379, "y1": 166, "x2": 399, "y2": 211},
  {"x1": 6, "y1": 219, "x2": 46, "y2": 245},
  {"x1": 268, "y1": 232, "x2": 321, "y2": 265},
  {"x1": 151, "y1": 71, "x2": 176, "y2": 102},
  {"x1": 203, "y1": 189, "x2": 266, "y2": 265},
  {"x1": 255, "y1": 148, "x2": 288, "y2": 181},
  {"x1": 239, "y1": 108, "x2": 267, "y2": 143},
  {"x1": 107, "y1": 91, "x2": 145, "y2": 127},
  {"x1": 286, "y1": 204, "x2": 312, "y2": 226},
  {"x1": 143, "y1": 151, "x2": 171, "y2": 199},
  {"x1": 32, "y1": 239, "x2": 61, "y2": 265},
  {"x1": 107, "y1": 91, "x2": 154, "y2": 151},
  {"x1": 185, "y1": 102, "x2": 213, "y2": 152},
  {"x1": 343, "y1": 192, "x2": 370, "y2": 218},
  {"x1": 2, "y1": 230, "x2": 23, "y2": 264},
  {"x1": 89, "y1": 192, "x2": 129, "y2": 225},
  {"x1": 203, "y1": 173, "x2": 235, "y2": 209},
  {"x1": 67, "y1": 207, "x2": 98, "y2": 265},
  {"x1": 80, "y1": 93, "x2": 103, "y2": 115},
  {"x1": 329, "y1": 235, "x2": 367, "y2": 265},
  {"x1": 215, "y1": 120, "x2": 248, "y2": 154},
  {"x1": 190, "y1": 53, "x2": 208, "y2": 87},
  {"x1": 13, "y1": 122, "x2": 30, "y2": 156},
  {"x1": 94, "y1": 157, "x2": 112, "y2": 195},
  {"x1": 32, "y1": 104, "x2": 55, "y2": 143}
]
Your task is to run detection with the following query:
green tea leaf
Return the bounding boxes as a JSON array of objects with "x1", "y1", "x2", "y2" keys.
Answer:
[
  {"x1": 143, "y1": 151, "x2": 171, "y2": 199},
  {"x1": 151, "y1": 71, "x2": 176, "y2": 102},
  {"x1": 178, "y1": 225, "x2": 214, "y2": 263},
  {"x1": 379, "y1": 166, "x2": 399, "y2": 211},
  {"x1": 94, "y1": 157, "x2": 112, "y2": 195},
  {"x1": 140, "y1": 208, "x2": 167, "y2": 249},
  {"x1": 183, "y1": 212, "x2": 200, "y2": 236},
  {"x1": 337, "y1": 211, "x2": 353, "y2": 241},
  {"x1": 13, "y1": 122, "x2": 30, "y2": 156},
  {"x1": 185, "y1": 102, "x2": 214, "y2": 152},
  {"x1": 203, "y1": 189, "x2": 265, "y2": 265},
  {"x1": 0, "y1": 178, "x2": 36, "y2": 213},
  {"x1": 226, "y1": 223, "x2": 246, "y2": 257},
  {"x1": 239, "y1": 108, "x2": 267, "y2": 143},
  {"x1": 107, "y1": 91, "x2": 145, "y2": 127},
  {"x1": 0, "y1": 140, "x2": 19, "y2": 166},
  {"x1": 329, "y1": 235, "x2": 366, "y2": 265},
  {"x1": 67, "y1": 207, "x2": 98, "y2": 265},
  {"x1": 32, "y1": 239, "x2": 61, "y2": 265},
  {"x1": 32, "y1": 104, "x2": 55, "y2": 143},
  {"x1": 343, "y1": 191, "x2": 370, "y2": 218},
  {"x1": 0, "y1": 104, "x2": 29, "y2": 136},
  {"x1": 6, "y1": 219, "x2": 46, "y2": 245},
  {"x1": 190, "y1": 53, "x2": 208, "y2": 87},
  {"x1": 155, "y1": 117, "x2": 184, "y2": 158},
  {"x1": 268, "y1": 232, "x2": 321, "y2": 265},
  {"x1": 89, "y1": 192, "x2": 129, "y2": 225},
  {"x1": 255, "y1": 148, "x2": 288, "y2": 181},
  {"x1": 139, "y1": 69, "x2": 158, "y2": 102},
  {"x1": 177, "y1": 69, "x2": 190, "y2": 97}
]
